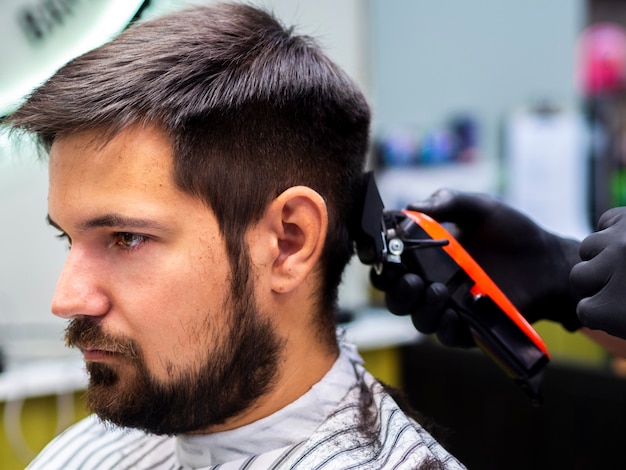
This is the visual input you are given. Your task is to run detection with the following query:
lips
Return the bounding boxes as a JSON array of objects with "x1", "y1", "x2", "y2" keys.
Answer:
[
  {"x1": 81, "y1": 347, "x2": 121, "y2": 362},
  {"x1": 74, "y1": 340, "x2": 127, "y2": 360}
]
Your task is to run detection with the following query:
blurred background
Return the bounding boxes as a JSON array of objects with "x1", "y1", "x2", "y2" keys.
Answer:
[{"x1": 2, "y1": 0, "x2": 626, "y2": 468}]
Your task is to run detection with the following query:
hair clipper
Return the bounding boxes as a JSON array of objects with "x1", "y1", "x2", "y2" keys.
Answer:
[{"x1": 353, "y1": 172, "x2": 550, "y2": 402}]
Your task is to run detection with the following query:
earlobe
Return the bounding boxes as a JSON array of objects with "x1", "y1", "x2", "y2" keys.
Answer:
[{"x1": 266, "y1": 186, "x2": 328, "y2": 294}]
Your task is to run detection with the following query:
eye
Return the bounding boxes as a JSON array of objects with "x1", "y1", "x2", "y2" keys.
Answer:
[
  {"x1": 114, "y1": 232, "x2": 146, "y2": 250},
  {"x1": 55, "y1": 232, "x2": 72, "y2": 249}
]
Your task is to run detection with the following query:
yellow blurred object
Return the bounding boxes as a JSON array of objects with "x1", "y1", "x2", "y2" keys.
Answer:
[
  {"x1": 533, "y1": 320, "x2": 610, "y2": 366},
  {"x1": 360, "y1": 346, "x2": 404, "y2": 389},
  {"x1": 0, "y1": 391, "x2": 88, "y2": 470}
]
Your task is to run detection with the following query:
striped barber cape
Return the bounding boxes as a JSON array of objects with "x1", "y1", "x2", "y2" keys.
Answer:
[{"x1": 27, "y1": 342, "x2": 465, "y2": 470}]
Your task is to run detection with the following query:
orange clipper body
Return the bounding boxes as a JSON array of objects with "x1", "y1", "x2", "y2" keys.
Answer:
[
  {"x1": 353, "y1": 172, "x2": 550, "y2": 401},
  {"x1": 401, "y1": 210, "x2": 550, "y2": 400}
]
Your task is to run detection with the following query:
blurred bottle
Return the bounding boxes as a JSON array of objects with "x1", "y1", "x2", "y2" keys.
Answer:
[{"x1": 577, "y1": 23, "x2": 626, "y2": 226}]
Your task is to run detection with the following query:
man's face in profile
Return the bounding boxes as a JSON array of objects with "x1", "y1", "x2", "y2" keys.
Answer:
[{"x1": 47, "y1": 124, "x2": 282, "y2": 434}]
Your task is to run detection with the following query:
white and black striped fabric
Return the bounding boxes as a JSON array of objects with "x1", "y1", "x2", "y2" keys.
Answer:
[{"x1": 27, "y1": 342, "x2": 465, "y2": 469}]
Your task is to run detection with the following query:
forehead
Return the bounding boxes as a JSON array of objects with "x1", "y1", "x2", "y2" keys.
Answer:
[
  {"x1": 47, "y1": 124, "x2": 192, "y2": 225},
  {"x1": 49, "y1": 125, "x2": 173, "y2": 184}
]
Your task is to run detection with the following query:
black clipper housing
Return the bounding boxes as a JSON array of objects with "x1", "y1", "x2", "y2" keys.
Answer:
[{"x1": 353, "y1": 172, "x2": 550, "y2": 402}]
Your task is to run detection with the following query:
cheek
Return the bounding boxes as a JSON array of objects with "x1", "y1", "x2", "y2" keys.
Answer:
[{"x1": 125, "y1": 252, "x2": 231, "y2": 370}]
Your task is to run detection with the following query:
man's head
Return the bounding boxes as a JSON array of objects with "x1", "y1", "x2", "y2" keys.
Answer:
[
  {"x1": 8, "y1": 1, "x2": 370, "y2": 336},
  {"x1": 6, "y1": 2, "x2": 370, "y2": 434}
]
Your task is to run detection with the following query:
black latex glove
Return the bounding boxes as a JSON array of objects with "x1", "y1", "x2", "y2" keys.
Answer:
[
  {"x1": 571, "y1": 207, "x2": 626, "y2": 339},
  {"x1": 372, "y1": 189, "x2": 582, "y2": 348}
]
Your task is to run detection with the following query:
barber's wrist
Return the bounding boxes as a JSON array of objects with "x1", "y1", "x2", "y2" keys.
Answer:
[
  {"x1": 555, "y1": 236, "x2": 583, "y2": 331},
  {"x1": 522, "y1": 233, "x2": 581, "y2": 331}
]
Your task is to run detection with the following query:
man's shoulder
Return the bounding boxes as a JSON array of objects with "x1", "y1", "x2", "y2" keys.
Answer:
[
  {"x1": 286, "y1": 365, "x2": 465, "y2": 469},
  {"x1": 27, "y1": 415, "x2": 176, "y2": 470}
]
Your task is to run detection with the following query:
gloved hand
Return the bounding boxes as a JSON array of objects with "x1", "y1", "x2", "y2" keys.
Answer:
[
  {"x1": 571, "y1": 207, "x2": 626, "y2": 339},
  {"x1": 371, "y1": 189, "x2": 582, "y2": 348}
]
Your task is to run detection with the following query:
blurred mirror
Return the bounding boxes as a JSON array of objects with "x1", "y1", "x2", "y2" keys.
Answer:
[{"x1": 0, "y1": 0, "x2": 149, "y2": 117}]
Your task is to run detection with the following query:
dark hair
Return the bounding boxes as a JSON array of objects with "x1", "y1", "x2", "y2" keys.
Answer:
[{"x1": 6, "y1": 2, "x2": 371, "y2": 344}]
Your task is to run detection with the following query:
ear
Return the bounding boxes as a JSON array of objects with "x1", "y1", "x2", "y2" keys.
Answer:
[{"x1": 251, "y1": 186, "x2": 328, "y2": 295}]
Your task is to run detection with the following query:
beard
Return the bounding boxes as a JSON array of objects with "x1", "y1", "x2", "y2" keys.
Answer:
[{"x1": 64, "y1": 258, "x2": 284, "y2": 435}]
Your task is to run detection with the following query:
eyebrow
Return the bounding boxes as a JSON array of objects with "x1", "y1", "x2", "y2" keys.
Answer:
[{"x1": 46, "y1": 213, "x2": 171, "y2": 233}]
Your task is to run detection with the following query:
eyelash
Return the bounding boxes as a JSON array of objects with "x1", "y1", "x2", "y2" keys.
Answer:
[
  {"x1": 54, "y1": 232, "x2": 147, "y2": 251},
  {"x1": 56, "y1": 232, "x2": 71, "y2": 249}
]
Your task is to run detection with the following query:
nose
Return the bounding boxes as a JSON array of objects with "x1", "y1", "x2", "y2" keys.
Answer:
[{"x1": 51, "y1": 247, "x2": 111, "y2": 319}]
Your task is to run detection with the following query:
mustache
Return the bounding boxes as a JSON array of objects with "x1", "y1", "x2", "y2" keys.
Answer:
[{"x1": 65, "y1": 318, "x2": 140, "y2": 359}]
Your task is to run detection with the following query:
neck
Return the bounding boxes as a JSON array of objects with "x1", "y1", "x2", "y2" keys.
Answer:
[{"x1": 198, "y1": 305, "x2": 338, "y2": 434}]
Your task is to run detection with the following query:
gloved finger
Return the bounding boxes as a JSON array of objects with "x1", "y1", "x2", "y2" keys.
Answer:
[
  {"x1": 596, "y1": 206, "x2": 626, "y2": 231},
  {"x1": 370, "y1": 264, "x2": 406, "y2": 292},
  {"x1": 570, "y1": 249, "x2": 616, "y2": 297},
  {"x1": 578, "y1": 229, "x2": 613, "y2": 260},
  {"x1": 436, "y1": 308, "x2": 475, "y2": 348},
  {"x1": 410, "y1": 282, "x2": 449, "y2": 334},
  {"x1": 385, "y1": 273, "x2": 425, "y2": 316},
  {"x1": 577, "y1": 282, "x2": 626, "y2": 339},
  {"x1": 580, "y1": 207, "x2": 626, "y2": 260}
]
